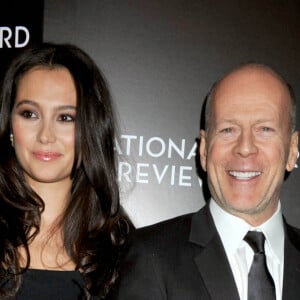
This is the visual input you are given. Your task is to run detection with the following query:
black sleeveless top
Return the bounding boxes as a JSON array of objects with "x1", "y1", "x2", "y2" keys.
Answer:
[{"x1": 15, "y1": 269, "x2": 85, "y2": 300}]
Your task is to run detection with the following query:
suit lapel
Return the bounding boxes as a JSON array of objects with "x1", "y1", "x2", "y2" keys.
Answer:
[
  {"x1": 189, "y1": 205, "x2": 240, "y2": 300},
  {"x1": 282, "y1": 222, "x2": 300, "y2": 300}
]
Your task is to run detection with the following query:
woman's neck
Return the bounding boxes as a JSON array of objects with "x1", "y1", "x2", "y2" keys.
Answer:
[{"x1": 19, "y1": 177, "x2": 75, "y2": 270}]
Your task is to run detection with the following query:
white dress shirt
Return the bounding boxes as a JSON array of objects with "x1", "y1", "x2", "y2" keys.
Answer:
[{"x1": 209, "y1": 199, "x2": 284, "y2": 300}]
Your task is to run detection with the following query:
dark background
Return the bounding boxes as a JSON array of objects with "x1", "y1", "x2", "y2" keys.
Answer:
[
  {"x1": 2, "y1": 0, "x2": 300, "y2": 228},
  {"x1": 0, "y1": 1, "x2": 44, "y2": 81}
]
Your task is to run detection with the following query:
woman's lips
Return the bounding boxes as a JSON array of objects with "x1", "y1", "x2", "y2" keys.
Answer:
[{"x1": 33, "y1": 151, "x2": 62, "y2": 161}]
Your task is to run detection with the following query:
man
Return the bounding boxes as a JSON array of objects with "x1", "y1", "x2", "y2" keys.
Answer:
[{"x1": 112, "y1": 63, "x2": 300, "y2": 299}]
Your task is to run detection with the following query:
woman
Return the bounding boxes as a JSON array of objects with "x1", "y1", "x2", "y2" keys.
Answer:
[{"x1": 0, "y1": 42, "x2": 131, "y2": 299}]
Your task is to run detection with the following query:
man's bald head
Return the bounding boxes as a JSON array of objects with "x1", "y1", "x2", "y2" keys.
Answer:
[{"x1": 204, "y1": 63, "x2": 296, "y2": 134}]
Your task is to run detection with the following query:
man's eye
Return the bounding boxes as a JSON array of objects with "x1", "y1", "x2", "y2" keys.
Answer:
[
  {"x1": 262, "y1": 127, "x2": 273, "y2": 131},
  {"x1": 220, "y1": 128, "x2": 233, "y2": 133},
  {"x1": 259, "y1": 126, "x2": 275, "y2": 134}
]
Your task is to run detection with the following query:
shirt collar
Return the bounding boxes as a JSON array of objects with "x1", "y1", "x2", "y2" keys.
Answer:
[{"x1": 209, "y1": 199, "x2": 284, "y2": 262}]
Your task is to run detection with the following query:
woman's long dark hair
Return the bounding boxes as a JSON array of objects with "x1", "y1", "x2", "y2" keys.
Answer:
[{"x1": 0, "y1": 42, "x2": 131, "y2": 298}]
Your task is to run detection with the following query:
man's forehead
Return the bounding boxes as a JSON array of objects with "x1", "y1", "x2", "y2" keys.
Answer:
[
  {"x1": 211, "y1": 65, "x2": 291, "y2": 107},
  {"x1": 216, "y1": 65, "x2": 285, "y2": 91}
]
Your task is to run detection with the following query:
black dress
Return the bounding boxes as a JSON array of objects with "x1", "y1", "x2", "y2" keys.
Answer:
[{"x1": 15, "y1": 269, "x2": 85, "y2": 300}]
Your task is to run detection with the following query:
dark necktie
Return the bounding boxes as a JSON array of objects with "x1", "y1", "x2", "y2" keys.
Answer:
[{"x1": 244, "y1": 231, "x2": 276, "y2": 300}]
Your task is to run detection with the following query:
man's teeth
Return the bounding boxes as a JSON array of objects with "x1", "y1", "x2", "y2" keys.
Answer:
[{"x1": 229, "y1": 171, "x2": 261, "y2": 180}]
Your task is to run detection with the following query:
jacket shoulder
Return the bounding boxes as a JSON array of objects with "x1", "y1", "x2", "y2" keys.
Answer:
[{"x1": 128, "y1": 212, "x2": 196, "y2": 249}]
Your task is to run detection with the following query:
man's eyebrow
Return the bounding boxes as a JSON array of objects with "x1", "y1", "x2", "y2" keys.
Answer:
[{"x1": 217, "y1": 118, "x2": 275, "y2": 124}]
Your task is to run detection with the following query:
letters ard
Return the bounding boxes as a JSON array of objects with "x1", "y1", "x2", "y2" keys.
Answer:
[{"x1": 0, "y1": 26, "x2": 30, "y2": 48}]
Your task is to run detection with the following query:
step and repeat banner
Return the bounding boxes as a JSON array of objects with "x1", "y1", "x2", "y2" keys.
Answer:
[
  {"x1": 43, "y1": 0, "x2": 300, "y2": 228},
  {"x1": 3, "y1": 0, "x2": 300, "y2": 228}
]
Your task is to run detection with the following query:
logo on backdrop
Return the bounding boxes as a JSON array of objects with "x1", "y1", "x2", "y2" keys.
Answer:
[
  {"x1": 116, "y1": 134, "x2": 202, "y2": 188},
  {"x1": 0, "y1": 26, "x2": 30, "y2": 48}
]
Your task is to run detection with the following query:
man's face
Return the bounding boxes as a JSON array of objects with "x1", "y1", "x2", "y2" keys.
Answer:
[{"x1": 200, "y1": 67, "x2": 298, "y2": 225}]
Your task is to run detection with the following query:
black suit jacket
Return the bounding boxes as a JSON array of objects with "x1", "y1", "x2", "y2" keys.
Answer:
[{"x1": 112, "y1": 204, "x2": 300, "y2": 300}]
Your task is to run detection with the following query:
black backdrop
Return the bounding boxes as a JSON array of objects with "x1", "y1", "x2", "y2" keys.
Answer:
[
  {"x1": 2, "y1": 0, "x2": 300, "y2": 228},
  {"x1": 0, "y1": 1, "x2": 44, "y2": 81}
]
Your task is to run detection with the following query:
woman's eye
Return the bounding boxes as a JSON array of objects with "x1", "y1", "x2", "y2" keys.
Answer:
[
  {"x1": 20, "y1": 110, "x2": 37, "y2": 119},
  {"x1": 58, "y1": 114, "x2": 75, "y2": 122}
]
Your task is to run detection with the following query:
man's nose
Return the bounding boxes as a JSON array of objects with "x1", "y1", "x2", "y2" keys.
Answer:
[{"x1": 233, "y1": 130, "x2": 258, "y2": 157}]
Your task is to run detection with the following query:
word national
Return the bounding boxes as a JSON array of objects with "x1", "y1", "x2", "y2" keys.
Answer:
[{"x1": 115, "y1": 134, "x2": 202, "y2": 187}]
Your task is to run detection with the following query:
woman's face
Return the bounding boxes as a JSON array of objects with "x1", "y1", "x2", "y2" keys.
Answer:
[{"x1": 11, "y1": 67, "x2": 77, "y2": 189}]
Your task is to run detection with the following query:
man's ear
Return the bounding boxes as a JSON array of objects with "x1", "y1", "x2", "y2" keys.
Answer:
[
  {"x1": 286, "y1": 131, "x2": 299, "y2": 172},
  {"x1": 199, "y1": 129, "x2": 207, "y2": 172}
]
